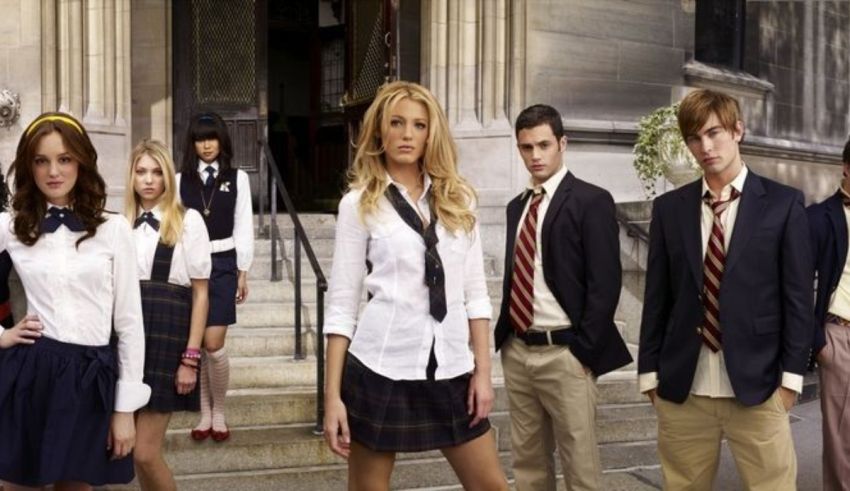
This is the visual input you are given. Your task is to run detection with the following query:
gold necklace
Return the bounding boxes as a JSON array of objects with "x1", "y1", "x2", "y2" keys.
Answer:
[{"x1": 200, "y1": 179, "x2": 217, "y2": 217}]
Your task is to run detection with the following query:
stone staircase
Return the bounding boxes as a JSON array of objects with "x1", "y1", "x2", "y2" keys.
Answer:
[{"x1": 106, "y1": 212, "x2": 661, "y2": 490}]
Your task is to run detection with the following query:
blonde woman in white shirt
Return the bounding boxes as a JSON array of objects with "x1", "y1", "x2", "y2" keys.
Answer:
[
  {"x1": 0, "y1": 112, "x2": 149, "y2": 489},
  {"x1": 125, "y1": 139, "x2": 211, "y2": 490},
  {"x1": 322, "y1": 82, "x2": 508, "y2": 491}
]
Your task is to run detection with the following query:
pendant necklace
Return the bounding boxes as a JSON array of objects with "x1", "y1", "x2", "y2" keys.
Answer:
[{"x1": 200, "y1": 180, "x2": 217, "y2": 218}]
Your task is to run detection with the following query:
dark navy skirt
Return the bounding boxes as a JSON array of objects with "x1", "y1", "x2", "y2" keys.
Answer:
[
  {"x1": 0, "y1": 337, "x2": 134, "y2": 486},
  {"x1": 208, "y1": 250, "x2": 237, "y2": 326},
  {"x1": 141, "y1": 280, "x2": 199, "y2": 413},
  {"x1": 341, "y1": 354, "x2": 491, "y2": 453}
]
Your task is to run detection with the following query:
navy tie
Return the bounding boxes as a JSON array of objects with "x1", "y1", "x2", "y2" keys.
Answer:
[
  {"x1": 134, "y1": 211, "x2": 160, "y2": 231},
  {"x1": 204, "y1": 165, "x2": 216, "y2": 188},
  {"x1": 41, "y1": 207, "x2": 85, "y2": 233}
]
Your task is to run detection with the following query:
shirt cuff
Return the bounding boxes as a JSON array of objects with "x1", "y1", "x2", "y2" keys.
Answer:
[
  {"x1": 324, "y1": 324, "x2": 355, "y2": 340},
  {"x1": 114, "y1": 380, "x2": 152, "y2": 412},
  {"x1": 465, "y1": 299, "x2": 492, "y2": 320},
  {"x1": 781, "y1": 372, "x2": 804, "y2": 394},
  {"x1": 638, "y1": 372, "x2": 659, "y2": 393}
]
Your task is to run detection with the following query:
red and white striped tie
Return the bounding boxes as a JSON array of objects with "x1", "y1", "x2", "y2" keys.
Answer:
[
  {"x1": 701, "y1": 189, "x2": 741, "y2": 352},
  {"x1": 509, "y1": 190, "x2": 545, "y2": 334}
]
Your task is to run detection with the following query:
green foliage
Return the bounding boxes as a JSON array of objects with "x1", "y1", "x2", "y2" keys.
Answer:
[{"x1": 632, "y1": 103, "x2": 699, "y2": 198}]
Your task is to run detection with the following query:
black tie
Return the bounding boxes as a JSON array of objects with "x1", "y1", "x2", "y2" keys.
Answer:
[
  {"x1": 134, "y1": 211, "x2": 160, "y2": 231},
  {"x1": 204, "y1": 165, "x2": 216, "y2": 188},
  {"x1": 384, "y1": 184, "x2": 447, "y2": 322},
  {"x1": 41, "y1": 207, "x2": 85, "y2": 233}
]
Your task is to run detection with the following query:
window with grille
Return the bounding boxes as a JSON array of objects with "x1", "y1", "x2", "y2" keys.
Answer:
[
  {"x1": 192, "y1": 0, "x2": 257, "y2": 105},
  {"x1": 695, "y1": 0, "x2": 746, "y2": 70}
]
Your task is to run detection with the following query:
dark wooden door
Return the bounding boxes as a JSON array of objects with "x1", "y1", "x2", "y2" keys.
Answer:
[{"x1": 173, "y1": 0, "x2": 268, "y2": 198}]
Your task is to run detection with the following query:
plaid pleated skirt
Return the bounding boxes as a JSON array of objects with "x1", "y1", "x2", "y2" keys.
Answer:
[
  {"x1": 341, "y1": 354, "x2": 491, "y2": 452},
  {"x1": 0, "y1": 337, "x2": 133, "y2": 486},
  {"x1": 140, "y1": 279, "x2": 198, "y2": 412},
  {"x1": 208, "y1": 250, "x2": 237, "y2": 326}
]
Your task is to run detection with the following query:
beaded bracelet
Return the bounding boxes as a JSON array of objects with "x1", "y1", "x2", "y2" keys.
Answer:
[{"x1": 182, "y1": 349, "x2": 202, "y2": 360}]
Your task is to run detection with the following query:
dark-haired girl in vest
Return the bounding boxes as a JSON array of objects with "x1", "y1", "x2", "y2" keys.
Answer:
[
  {"x1": 0, "y1": 112, "x2": 149, "y2": 489},
  {"x1": 127, "y1": 139, "x2": 211, "y2": 490},
  {"x1": 176, "y1": 112, "x2": 253, "y2": 442}
]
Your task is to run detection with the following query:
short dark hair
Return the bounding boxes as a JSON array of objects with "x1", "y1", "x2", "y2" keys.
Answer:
[
  {"x1": 515, "y1": 104, "x2": 565, "y2": 139},
  {"x1": 844, "y1": 136, "x2": 850, "y2": 164}
]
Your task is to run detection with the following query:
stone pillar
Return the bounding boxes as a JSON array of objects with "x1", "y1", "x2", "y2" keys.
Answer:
[{"x1": 41, "y1": 0, "x2": 133, "y2": 209}]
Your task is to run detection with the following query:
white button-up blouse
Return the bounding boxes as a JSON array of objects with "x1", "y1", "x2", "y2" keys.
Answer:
[
  {"x1": 324, "y1": 177, "x2": 492, "y2": 381},
  {"x1": 133, "y1": 206, "x2": 212, "y2": 286}
]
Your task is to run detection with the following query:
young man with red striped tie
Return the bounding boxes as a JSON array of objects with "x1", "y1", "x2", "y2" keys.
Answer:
[
  {"x1": 494, "y1": 104, "x2": 632, "y2": 490},
  {"x1": 638, "y1": 89, "x2": 814, "y2": 490}
]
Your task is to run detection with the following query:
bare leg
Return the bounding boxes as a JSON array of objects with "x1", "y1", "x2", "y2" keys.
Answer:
[
  {"x1": 135, "y1": 410, "x2": 176, "y2": 491},
  {"x1": 347, "y1": 441, "x2": 396, "y2": 491},
  {"x1": 441, "y1": 430, "x2": 509, "y2": 491}
]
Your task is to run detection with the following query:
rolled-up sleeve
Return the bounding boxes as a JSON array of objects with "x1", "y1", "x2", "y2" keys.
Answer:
[
  {"x1": 110, "y1": 217, "x2": 152, "y2": 412},
  {"x1": 324, "y1": 192, "x2": 369, "y2": 339},
  {"x1": 463, "y1": 222, "x2": 492, "y2": 320}
]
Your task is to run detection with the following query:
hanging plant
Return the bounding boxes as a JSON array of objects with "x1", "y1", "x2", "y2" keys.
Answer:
[{"x1": 633, "y1": 102, "x2": 701, "y2": 199}]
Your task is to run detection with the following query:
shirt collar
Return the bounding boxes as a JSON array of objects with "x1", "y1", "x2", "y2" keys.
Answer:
[
  {"x1": 701, "y1": 164, "x2": 748, "y2": 201},
  {"x1": 46, "y1": 200, "x2": 71, "y2": 211},
  {"x1": 197, "y1": 160, "x2": 220, "y2": 174},
  {"x1": 386, "y1": 172, "x2": 432, "y2": 202},
  {"x1": 137, "y1": 203, "x2": 163, "y2": 220},
  {"x1": 526, "y1": 163, "x2": 568, "y2": 197}
]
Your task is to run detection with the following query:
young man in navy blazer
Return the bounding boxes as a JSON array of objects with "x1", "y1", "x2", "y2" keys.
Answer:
[
  {"x1": 495, "y1": 104, "x2": 631, "y2": 490},
  {"x1": 808, "y1": 137, "x2": 850, "y2": 490},
  {"x1": 638, "y1": 89, "x2": 813, "y2": 490}
]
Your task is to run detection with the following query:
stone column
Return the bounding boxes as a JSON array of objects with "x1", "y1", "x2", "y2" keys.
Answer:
[{"x1": 41, "y1": 0, "x2": 133, "y2": 208}]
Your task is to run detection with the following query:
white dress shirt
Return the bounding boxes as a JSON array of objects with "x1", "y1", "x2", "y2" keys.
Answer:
[
  {"x1": 639, "y1": 165, "x2": 803, "y2": 396},
  {"x1": 515, "y1": 163, "x2": 572, "y2": 329},
  {"x1": 324, "y1": 175, "x2": 492, "y2": 381},
  {"x1": 827, "y1": 188, "x2": 850, "y2": 320},
  {"x1": 0, "y1": 210, "x2": 151, "y2": 412},
  {"x1": 175, "y1": 160, "x2": 254, "y2": 271},
  {"x1": 133, "y1": 206, "x2": 212, "y2": 286}
]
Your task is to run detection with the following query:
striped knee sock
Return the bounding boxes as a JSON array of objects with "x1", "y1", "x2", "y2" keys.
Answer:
[
  {"x1": 207, "y1": 347, "x2": 230, "y2": 432},
  {"x1": 194, "y1": 354, "x2": 212, "y2": 431}
]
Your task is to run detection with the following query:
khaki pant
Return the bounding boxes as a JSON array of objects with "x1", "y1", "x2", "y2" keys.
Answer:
[
  {"x1": 655, "y1": 392, "x2": 796, "y2": 491},
  {"x1": 501, "y1": 336, "x2": 600, "y2": 491},
  {"x1": 819, "y1": 322, "x2": 850, "y2": 491}
]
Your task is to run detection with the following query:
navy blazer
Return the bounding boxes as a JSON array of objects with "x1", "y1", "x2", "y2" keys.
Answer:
[
  {"x1": 494, "y1": 171, "x2": 632, "y2": 376},
  {"x1": 808, "y1": 191, "x2": 847, "y2": 354},
  {"x1": 638, "y1": 171, "x2": 814, "y2": 406}
]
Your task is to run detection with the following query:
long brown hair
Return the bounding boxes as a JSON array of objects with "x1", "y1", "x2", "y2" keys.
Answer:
[{"x1": 9, "y1": 112, "x2": 107, "y2": 246}]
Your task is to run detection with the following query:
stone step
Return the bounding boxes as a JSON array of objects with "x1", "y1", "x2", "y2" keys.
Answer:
[
  {"x1": 169, "y1": 387, "x2": 318, "y2": 430},
  {"x1": 230, "y1": 355, "x2": 317, "y2": 389},
  {"x1": 159, "y1": 410, "x2": 655, "y2": 477},
  {"x1": 104, "y1": 446, "x2": 657, "y2": 490},
  {"x1": 227, "y1": 327, "x2": 315, "y2": 358},
  {"x1": 253, "y1": 213, "x2": 338, "y2": 240}
]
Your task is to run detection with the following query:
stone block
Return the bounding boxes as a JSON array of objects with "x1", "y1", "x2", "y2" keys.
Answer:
[
  {"x1": 618, "y1": 41, "x2": 685, "y2": 85},
  {"x1": 556, "y1": 78, "x2": 672, "y2": 122},
  {"x1": 527, "y1": 31, "x2": 619, "y2": 81}
]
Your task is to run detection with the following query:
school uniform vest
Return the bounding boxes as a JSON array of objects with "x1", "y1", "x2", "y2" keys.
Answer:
[{"x1": 180, "y1": 168, "x2": 238, "y2": 240}]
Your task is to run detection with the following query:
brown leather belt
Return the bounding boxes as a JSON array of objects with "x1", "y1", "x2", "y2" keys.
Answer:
[{"x1": 826, "y1": 313, "x2": 850, "y2": 328}]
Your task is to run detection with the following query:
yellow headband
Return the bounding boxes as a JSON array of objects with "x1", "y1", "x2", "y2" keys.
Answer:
[{"x1": 24, "y1": 115, "x2": 84, "y2": 137}]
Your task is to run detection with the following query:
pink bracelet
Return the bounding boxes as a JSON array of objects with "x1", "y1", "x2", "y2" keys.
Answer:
[{"x1": 182, "y1": 349, "x2": 202, "y2": 360}]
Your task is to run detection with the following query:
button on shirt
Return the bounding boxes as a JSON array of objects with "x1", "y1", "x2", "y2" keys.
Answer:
[
  {"x1": 133, "y1": 207, "x2": 212, "y2": 286},
  {"x1": 515, "y1": 163, "x2": 572, "y2": 329},
  {"x1": 324, "y1": 175, "x2": 492, "y2": 381},
  {"x1": 0, "y1": 211, "x2": 151, "y2": 411},
  {"x1": 639, "y1": 165, "x2": 803, "y2": 396},
  {"x1": 174, "y1": 161, "x2": 254, "y2": 271}
]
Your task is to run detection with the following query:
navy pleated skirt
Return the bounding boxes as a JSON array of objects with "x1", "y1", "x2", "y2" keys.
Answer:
[
  {"x1": 341, "y1": 354, "x2": 491, "y2": 452},
  {"x1": 0, "y1": 336, "x2": 133, "y2": 486},
  {"x1": 208, "y1": 250, "x2": 237, "y2": 326}
]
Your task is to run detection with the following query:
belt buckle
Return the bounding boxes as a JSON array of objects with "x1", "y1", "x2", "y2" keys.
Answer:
[{"x1": 545, "y1": 330, "x2": 553, "y2": 345}]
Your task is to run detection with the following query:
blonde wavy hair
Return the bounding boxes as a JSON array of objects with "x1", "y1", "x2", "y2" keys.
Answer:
[
  {"x1": 348, "y1": 81, "x2": 477, "y2": 234},
  {"x1": 124, "y1": 139, "x2": 185, "y2": 246}
]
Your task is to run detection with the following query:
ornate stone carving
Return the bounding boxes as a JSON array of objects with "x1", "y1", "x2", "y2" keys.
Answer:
[{"x1": 0, "y1": 89, "x2": 21, "y2": 128}]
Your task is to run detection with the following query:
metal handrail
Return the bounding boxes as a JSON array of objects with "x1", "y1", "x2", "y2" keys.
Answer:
[
  {"x1": 615, "y1": 211, "x2": 650, "y2": 244},
  {"x1": 258, "y1": 138, "x2": 328, "y2": 436}
]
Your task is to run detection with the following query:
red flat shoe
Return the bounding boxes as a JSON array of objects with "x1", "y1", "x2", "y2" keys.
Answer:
[
  {"x1": 191, "y1": 428, "x2": 212, "y2": 441},
  {"x1": 211, "y1": 428, "x2": 230, "y2": 442}
]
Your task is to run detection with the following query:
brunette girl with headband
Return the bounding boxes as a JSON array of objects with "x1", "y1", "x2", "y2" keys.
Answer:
[
  {"x1": 176, "y1": 112, "x2": 253, "y2": 442},
  {"x1": 0, "y1": 112, "x2": 149, "y2": 489},
  {"x1": 126, "y1": 139, "x2": 211, "y2": 489},
  {"x1": 323, "y1": 82, "x2": 508, "y2": 490}
]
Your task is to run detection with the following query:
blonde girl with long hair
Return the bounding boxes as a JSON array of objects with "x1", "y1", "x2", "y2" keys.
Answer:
[
  {"x1": 323, "y1": 81, "x2": 509, "y2": 490},
  {"x1": 125, "y1": 139, "x2": 211, "y2": 490}
]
